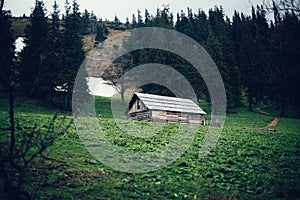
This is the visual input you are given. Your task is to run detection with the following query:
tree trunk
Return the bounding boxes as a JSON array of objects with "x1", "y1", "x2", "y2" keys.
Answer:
[
  {"x1": 280, "y1": 99, "x2": 286, "y2": 117},
  {"x1": 248, "y1": 94, "x2": 253, "y2": 112},
  {"x1": 121, "y1": 88, "x2": 125, "y2": 105},
  {"x1": 9, "y1": 84, "x2": 15, "y2": 159}
]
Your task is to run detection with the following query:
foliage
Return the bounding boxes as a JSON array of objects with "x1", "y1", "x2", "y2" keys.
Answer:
[
  {"x1": 123, "y1": 4, "x2": 299, "y2": 116},
  {"x1": 81, "y1": 9, "x2": 97, "y2": 35},
  {"x1": 0, "y1": 8, "x2": 14, "y2": 92},
  {"x1": 95, "y1": 22, "x2": 108, "y2": 43},
  {"x1": 1, "y1": 97, "x2": 299, "y2": 199},
  {"x1": 19, "y1": 0, "x2": 49, "y2": 97}
]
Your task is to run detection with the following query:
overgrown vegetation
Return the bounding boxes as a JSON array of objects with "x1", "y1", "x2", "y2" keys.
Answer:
[{"x1": 1, "y1": 96, "x2": 299, "y2": 199}]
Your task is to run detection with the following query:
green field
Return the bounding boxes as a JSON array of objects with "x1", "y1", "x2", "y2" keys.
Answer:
[{"x1": 0, "y1": 97, "x2": 299, "y2": 199}]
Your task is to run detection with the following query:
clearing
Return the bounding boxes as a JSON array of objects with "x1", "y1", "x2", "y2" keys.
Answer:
[{"x1": 0, "y1": 97, "x2": 299, "y2": 199}]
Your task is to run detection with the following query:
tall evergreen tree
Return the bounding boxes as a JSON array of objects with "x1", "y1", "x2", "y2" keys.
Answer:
[
  {"x1": 269, "y1": 5, "x2": 300, "y2": 117},
  {"x1": 206, "y1": 7, "x2": 241, "y2": 108},
  {"x1": 39, "y1": 0, "x2": 64, "y2": 103},
  {"x1": 194, "y1": 9, "x2": 209, "y2": 44},
  {"x1": 20, "y1": 0, "x2": 49, "y2": 97},
  {"x1": 249, "y1": 6, "x2": 271, "y2": 107},
  {"x1": 58, "y1": 0, "x2": 87, "y2": 109},
  {"x1": 82, "y1": 9, "x2": 91, "y2": 35},
  {"x1": 232, "y1": 11, "x2": 262, "y2": 111},
  {"x1": 132, "y1": 14, "x2": 137, "y2": 28},
  {"x1": 95, "y1": 22, "x2": 107, "y2": 43},
  {"x1": 145, "y1": 9, "x2": 151, "y2": 26},
  {"x1": 0, "y1": 9, "x2": 15, "y2": 92},
  {"x1": 137, "y1": 9, "x2": 143, "y2": 27}
]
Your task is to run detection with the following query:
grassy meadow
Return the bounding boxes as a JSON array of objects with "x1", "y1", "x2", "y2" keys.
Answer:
[{"x1": 0, "y1": 96, "x2": 299, "y2": 199}]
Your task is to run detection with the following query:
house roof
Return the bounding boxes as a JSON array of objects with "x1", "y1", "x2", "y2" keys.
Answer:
[{"x1": 131, "y1": 92, "x2": 206, "y2": 115}]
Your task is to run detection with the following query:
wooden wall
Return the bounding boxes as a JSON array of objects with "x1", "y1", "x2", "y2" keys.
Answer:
[
  {"x1": 128, "y1": 99, "x2": 147, "y2": 114},
  {"x1": 128, "y1": 110, "x2": 151, "y2": 121},
  {"x1": 151, "y1": 110, "x2": 203, "y2": 124},
  {"x1": 128, "y1": 99, "x2": 204, "y2": 124}
]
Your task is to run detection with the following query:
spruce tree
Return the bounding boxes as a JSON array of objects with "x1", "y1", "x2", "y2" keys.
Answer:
[
  {"x1": 232, "y1": 11, "x2": 260, "y2": 111},
  {"x1": 269, "y1": 5, "x2": 300, "y2": 117},
  {"x1": 145, "y1": 9, "x2": 151, "y2": 26},
  {"x1": 206, "y1": 7, "x2": 241, "y2": 109},
  {"x1": 59, "y1": 0, "x2": 87, "y2": 109},
  {"x1": 82, "y1": 9, "x2": 91, "y2": 35},
  {"x1": 132, "y1": 14, "x2": 137, "y2": 28},
  {"x1": 95, "y1": 22, "x2": 107, "y2": 43},
  {"x1": 0, "y1": 9, "x2": 15, "y2": 92},
  {"x1": 20, "y1": 0, "x2": 49, "y2": 98},
  {"x1": 40, "y1": 0, "x2": 64, "y2": 103},
  {"x1": 137, "y1": 9, "x2": 143, "y2": 27}
]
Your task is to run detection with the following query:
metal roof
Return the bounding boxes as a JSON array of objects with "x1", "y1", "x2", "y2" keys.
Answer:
[{"x1": 134, "y1": 92, "x2": 206, "y2": 115}]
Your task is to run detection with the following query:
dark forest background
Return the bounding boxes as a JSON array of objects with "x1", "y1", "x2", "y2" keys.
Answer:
[{"x1": 0, "y1": 0, "x2": 299, "y2": 118}]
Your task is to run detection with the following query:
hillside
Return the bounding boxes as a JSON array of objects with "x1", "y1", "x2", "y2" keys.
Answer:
[
  {"x1": 9, "y1": 17, "x2": 31, "y2": 37},
  {"x1": 9, "y1": 17, "x2": 125, "y2": 38},
  {"x1": 9, "y1": 17, "x2": 128, "y2": 79},
  {"x1": 0, "y1": 96, "x2": 299, "y2": 199}
]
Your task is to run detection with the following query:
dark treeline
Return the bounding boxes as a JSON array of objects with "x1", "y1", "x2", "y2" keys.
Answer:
[
  {"x1": 122, "y1": 3, "x2": 300, "y2": 117},
  {"x1": 1, "y1": 0, "x2": 299, "y2": 117},
  {"x1": 0, "y1": 0, "x2": 108, "y2": 110}
]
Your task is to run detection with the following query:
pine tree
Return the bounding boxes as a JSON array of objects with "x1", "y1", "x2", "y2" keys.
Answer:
[
  {"x1": 153, "y1": 6, "x2": 173, "y2": 28},
  {"x1": 269, "y1": 4, "x2": 300, "y2": 117},
  {"x1": 125, "y1": 17, "x2": 129, "y2": 28},
  {"x1": 112, "y1": 15, "x2": 121, "y2": 29},
  {"x1": 95, "y1": 22, "x2": 107, "y2": 43},
  {"x1": 206, "y1": 7, "x2": 241, "y2": 109},
  {"x1": 232, "y1": 11, "x2": 259, "y2": 111},
  {"x1": 194, "y1": 9, "x2": 209, "y2": 44},
  {"x1": 39, "y1": 0, "x2": 64, "y2": 103},
  {"x1": 0, "y1": 9, "x2": 15, "y2": 92},
  {"x1": 82, "y1": 9, "x2": 91, "y2": 35},
  {"x1": 20, "y1": 0, "x2": 49, "y2": 97},
  {"x1": 137, "y1": 9, "x2": 143, "y2": 27},
  {"x1": 145, "y1": 9, "x2": 151, "y2": 26},
  {"x1": 58, "y1": 0, "x2": 87, "y2": 109},
  {"x1": 132, "y1": 14, "x2": 137, "y2": 28}
]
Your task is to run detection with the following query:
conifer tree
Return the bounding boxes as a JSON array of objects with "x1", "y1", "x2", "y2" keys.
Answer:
[
  {"x1": 20, "y1": 0, "x2": 49, "y2": 97},
  {"x1": 137, "y1": 9, "x2": 143, "y2": 27},
  {"x1": 82, "y1": 9, "x2": 92, "y2": 35},
  {"x1": 232, "y1": 11, "x2": 258, "y2": 111},
  {"x1": 132, "y1": 14, "x2": 137, "y2": 28},
  {"x1": 40, "y1": 0, "x2": 64, "y2": 103},
  {"x1": 0, "y1": 8, "x2": 15, "y2": 92},
  {"x1": 95, "y1": 22, "x2": 107, "y2": 43},
  {"x1": 268, "y1": 5, "x2": 300, "y2": 117},
  {"x1": 206, "y1": 7, "x2": 241, "y2": 108},
  {"x1": 145, "y1": 9, "x2": 151, "y2": 26},
  {"x1": 58, "y1": 0, "x2": 87, "y2": 109}
]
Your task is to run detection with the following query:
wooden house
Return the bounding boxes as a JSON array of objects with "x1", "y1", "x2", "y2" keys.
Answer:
[{"x1": 127, "y1": 93, "x2": 206, "y2": 124}]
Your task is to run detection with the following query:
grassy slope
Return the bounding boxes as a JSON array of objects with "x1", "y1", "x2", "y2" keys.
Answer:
[{"x1": 0, "y1": 97, "x2": 299, "y2": 199}]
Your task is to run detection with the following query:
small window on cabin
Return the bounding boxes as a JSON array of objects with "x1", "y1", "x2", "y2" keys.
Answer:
[{"x1": 137, "y1": 100, "x2": 141, "y2": 110}]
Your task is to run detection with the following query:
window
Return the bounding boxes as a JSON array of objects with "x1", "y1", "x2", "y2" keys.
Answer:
[{"x1": 137, "y1": 100, "x2": 141, "y2": 110}]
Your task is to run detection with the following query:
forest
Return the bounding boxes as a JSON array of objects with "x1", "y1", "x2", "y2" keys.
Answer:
[
  {"x1": 1, "y1": 0, "x2": 299, "y2": 116},
  {"x1": 0, "y1": 0, "x2": 299, "y2": 199}
]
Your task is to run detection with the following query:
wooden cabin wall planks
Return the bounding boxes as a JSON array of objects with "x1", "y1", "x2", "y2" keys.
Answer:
[{"x1": 127, "y1": 93, "x2": 207, "y2": 124}]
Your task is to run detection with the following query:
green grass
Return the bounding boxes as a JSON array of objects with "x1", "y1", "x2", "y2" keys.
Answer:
[{"x1": 0, "y1": 96, "x2": 299, "y2": 199}]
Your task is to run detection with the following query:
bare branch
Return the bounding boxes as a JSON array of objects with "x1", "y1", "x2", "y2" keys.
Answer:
[{"x1": 263, "y1": 0, "x2": 300, "y2": 14}]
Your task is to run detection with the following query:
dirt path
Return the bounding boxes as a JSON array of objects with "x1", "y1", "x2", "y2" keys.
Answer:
[
  {"x1": 256, "y1": 106, "x2": 280, "y2": 127},
  {"x1": 267, "y1": 117, "x2": 279, "y2": 127}
]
